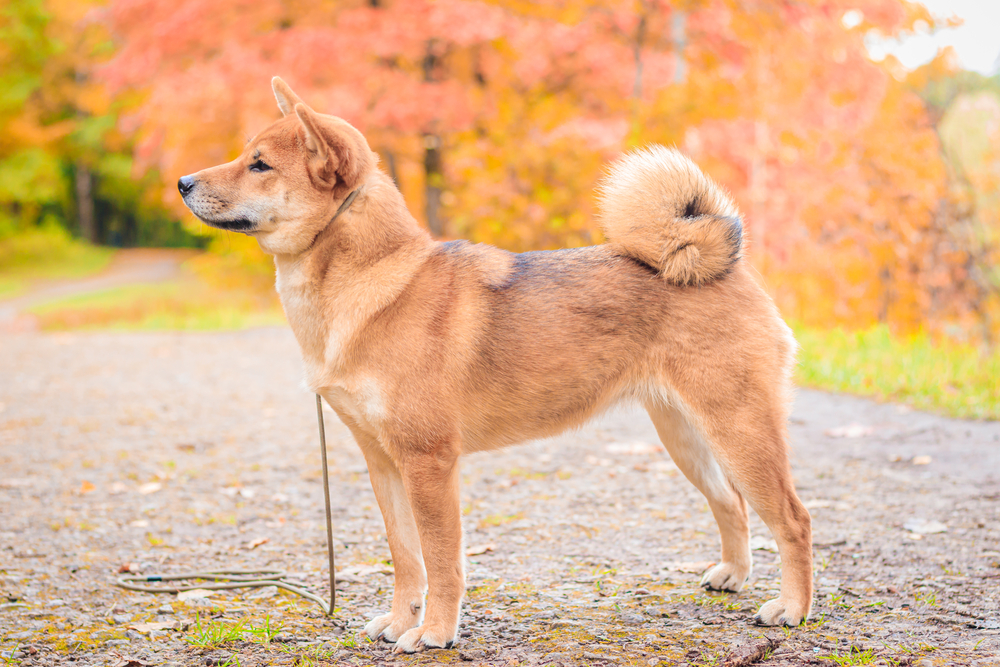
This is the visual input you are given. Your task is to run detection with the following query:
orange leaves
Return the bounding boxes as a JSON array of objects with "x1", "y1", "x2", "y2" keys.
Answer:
[{"x1": 93, "y1": 0, "x2": 996, "y2": 340}]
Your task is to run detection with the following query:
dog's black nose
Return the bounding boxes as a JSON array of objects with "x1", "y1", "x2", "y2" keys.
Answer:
[{"x1": 177, "y1": 175, "x2": 197, "y2": 196}]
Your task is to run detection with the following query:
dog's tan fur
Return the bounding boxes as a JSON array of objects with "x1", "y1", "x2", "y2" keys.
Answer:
[{"x1": 179, "y1": 78, "x2": 813, "y2": 653}]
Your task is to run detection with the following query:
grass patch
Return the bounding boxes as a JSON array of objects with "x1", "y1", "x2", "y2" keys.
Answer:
[
  {"x1": 26, "y1": 267, "x2": 285, "y2": 331},
  {"x1": 0, "y1": 226, "x2": 114, "y2": 299},
  {"x1": 794, "y1": 323, "x2": 999, "y2": 420}
]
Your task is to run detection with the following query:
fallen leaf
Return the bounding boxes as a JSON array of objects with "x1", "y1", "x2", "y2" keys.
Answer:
[
  {"x1": 138, "y1": 482, "x2": 162, "y2": 495},
  {"x1": 246, "y1": 537, "x2": 269, "y2": 550},
  {"x1": 904, "y1": 519, "x2": 947, "y2": 534},
  {"x1": 79, "y1": 480, "x2": 96, "y2": 494},
  {"x1": 465, "y1": 543, "x2": 496, "y2": 556},
  {"x1": 177, "y1": 588, "x2": 216, "y2": 601},
  {"x1": 722, "y1": 636, "x2": 783, "y2": 667},
  {"x1": 339, "y1": 564, "x2": 394, "y2": 577},
  {"x1": 127, "y1": 621, "x2": 177, "y2": 633},
  {"x1": 664, "y1": 561, "x2": 716, "y2": 574},
  {"x1": 824, "y1": 423, "x2": 874, "y2": 438}
]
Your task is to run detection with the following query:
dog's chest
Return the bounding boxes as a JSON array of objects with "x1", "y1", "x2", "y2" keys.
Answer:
[{"x1": 321, "y1": 377, "x2": 387, "y2": 433}]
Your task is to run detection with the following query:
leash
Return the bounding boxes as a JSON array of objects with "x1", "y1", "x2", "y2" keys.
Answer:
[{"x1": 116, "y1": 395, "x2": 338, "y2": 616}]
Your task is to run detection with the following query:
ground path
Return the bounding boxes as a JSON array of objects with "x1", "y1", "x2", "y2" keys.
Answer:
[{"x1": 1, "y1": 329, "x2": 998, "y2": 666}]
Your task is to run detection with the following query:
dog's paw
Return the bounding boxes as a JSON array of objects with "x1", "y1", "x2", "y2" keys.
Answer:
[
  {"x1": 700, "y1": 562, "x2": 750, "y2": 592},
  {"x1": 364, "y1": 612, "x2": 420, "y2": 643},
  {"x1": 752, "y1": 597, "x2": 808, "y2": 626},
  {"x1": 392, "y1": 624, "x2": 457, "y2": 654}
]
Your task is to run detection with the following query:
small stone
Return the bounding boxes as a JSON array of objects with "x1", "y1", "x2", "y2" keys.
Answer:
[
  {"x1": 620, "y1": 612, "x2": 645, "y2": 625},
  {"x1": 459, "y1": 649, "x2": 486, "y2": 661},
  {"x1": 104, "y1": 639, "x2": 130, "y2": 647},
  {"x1": 157, "y1": 604, "x2": 175, "y2": 614},
  {"x1": 125, "y1": 629, "x2": 144, "y2": 641},
  {"x1": 112, "y1": 613, "x2": 132, "y2": 625}
]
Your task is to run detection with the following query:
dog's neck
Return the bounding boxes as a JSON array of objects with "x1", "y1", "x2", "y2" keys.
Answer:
[{"x1": 273, "y1": 172, "x2": 433, "y2": 391}]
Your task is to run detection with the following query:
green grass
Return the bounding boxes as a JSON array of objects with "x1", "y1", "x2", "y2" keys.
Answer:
[
  {"x1": 817, "y1": 648, "x2": 878, "y2": 666},
  {"x1": 26, "y1": 277, "x2": 285, "y2": 331},
  {"x1": 184, "y1": 614, "x2": 284, "y2": 649},
  {"x1": 0, "y1": 226, "x2": 114, "y2": 299},
  {"x1": 794, "y1": 323, "x2": 1000, "y2": 420},
  {"x1": 186, "y1": 614, "x2": 247, "y2": 648}
]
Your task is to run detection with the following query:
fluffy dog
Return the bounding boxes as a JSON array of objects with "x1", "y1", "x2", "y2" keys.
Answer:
[{"x1": 179, "y1": 77, "x2": 813, "y2": 653}]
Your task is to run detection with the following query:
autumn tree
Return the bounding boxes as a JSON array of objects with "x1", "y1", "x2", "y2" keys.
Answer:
[{"x1": 98, "y1": 0, "x2": 997, "y2": 340}]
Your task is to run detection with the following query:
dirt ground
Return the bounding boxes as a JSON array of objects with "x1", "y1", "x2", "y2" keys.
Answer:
[{"x1": 1, "y1": 328, "x2": 998, "y2": 667}]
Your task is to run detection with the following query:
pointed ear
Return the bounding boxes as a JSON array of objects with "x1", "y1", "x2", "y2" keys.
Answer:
[
  {"x1": 295, "y1": 103, "x2": 329, "y2": 159},
  {"x1": 294, "y1": 103, "x2": 371, "y2": 189},
  {"x1": 272, "y1": 76, "x2": 304, "y2": 117}
]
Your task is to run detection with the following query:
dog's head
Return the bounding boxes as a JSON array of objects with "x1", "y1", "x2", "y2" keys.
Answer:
[{"x1": 178, "y1": 77, "x2": 377, "y2": 256}]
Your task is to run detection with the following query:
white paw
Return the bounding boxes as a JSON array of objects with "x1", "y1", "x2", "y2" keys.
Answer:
[
  {"x1": 753, "y1": 597, "x2": 808, "y2": 626},
  {"x1": 364, "y1": 612, "x2": 419, "y2": 643},
  {"x1": 700, "y1": 562, "x2": 749, "y2": 592},
  {"x1": 392, "y1": 624, "x2": 457, "y2": 653}
]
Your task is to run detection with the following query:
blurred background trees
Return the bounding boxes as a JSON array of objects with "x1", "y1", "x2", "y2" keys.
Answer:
[
  {"x1": 0, "y1": 0, "x2": 205, "y2": 247},
  {"x1": 2, "y1": 0, "x2": 999, "y2": 347}
]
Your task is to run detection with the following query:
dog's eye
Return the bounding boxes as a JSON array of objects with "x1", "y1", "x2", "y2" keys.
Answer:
[{"x1": 249, "y1": 159, "x2": 272, "y2": 173}]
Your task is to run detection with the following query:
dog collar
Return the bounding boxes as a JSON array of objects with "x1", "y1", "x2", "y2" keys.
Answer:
[{"x1": 332, "y1": 187, "x2": 362, "y2": 222}]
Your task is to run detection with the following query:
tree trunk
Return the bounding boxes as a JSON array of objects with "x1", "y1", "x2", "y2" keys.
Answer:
[
  {"x1": 423, "y1": 134, "x2": 443, "y2": 237},
  {"x1": 672, "y1": 10, "x2": 687, "y2": 85},
  {"x1": 422, "y1": 42, "x2": 444, "y2": 237},
  {"x1": 75, "y1": 165, "x2": 97, "y2": 243}
]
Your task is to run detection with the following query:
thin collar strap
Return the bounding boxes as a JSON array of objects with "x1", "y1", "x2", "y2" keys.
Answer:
[
  {"x1": 332, "y1": 187, "x2": 362, "y2": 223},
  {"x1": 301, "y1": 187, "x2": 362, "y2": 255}
]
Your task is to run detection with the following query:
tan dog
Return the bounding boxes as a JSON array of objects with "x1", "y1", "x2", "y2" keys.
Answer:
[{"x1": 179, "y1": 77, "x2": 813, "y2": 653}]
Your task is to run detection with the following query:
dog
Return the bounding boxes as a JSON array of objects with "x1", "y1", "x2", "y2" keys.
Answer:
[{"x1": 178, "y1": 77, "x2": 813, "y2": 653}]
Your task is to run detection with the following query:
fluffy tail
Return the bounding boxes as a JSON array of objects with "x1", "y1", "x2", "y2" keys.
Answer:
[{"x1": 597, "y1": 146, "x2": 743, "y2": 286}]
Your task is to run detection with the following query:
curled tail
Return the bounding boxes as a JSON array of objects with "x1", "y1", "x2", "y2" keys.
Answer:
[{"x1": 597, "y1": 146, "x2": 743, "y2": 286}]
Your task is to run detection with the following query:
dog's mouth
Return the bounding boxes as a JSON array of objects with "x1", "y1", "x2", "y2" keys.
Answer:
[{"x1": 197, "y1": 217, "x2": 258, "y2": 233}]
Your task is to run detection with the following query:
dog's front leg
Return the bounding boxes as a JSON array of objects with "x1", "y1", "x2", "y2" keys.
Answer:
[
  {"x1": 392, "y1": 449, "x2": 464, "y2": 653},
  {"x1": 360, "y1": 443, "x2": 428, "y2": 643}
]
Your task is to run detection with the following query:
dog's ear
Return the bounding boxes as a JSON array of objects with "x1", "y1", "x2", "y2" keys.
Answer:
[
  {"x1": 294, "y1": 103, "x2": 363, "y2": 189},
  {"x1": 272, "y1": 76, "x2": 304, "y2": 117}
]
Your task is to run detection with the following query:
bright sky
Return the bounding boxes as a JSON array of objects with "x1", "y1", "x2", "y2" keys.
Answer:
[{"x1": 865, "y1": 0, "x2": 1000, "y2": 75}]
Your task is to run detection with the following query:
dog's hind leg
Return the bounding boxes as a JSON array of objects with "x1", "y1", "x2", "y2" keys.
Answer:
[
  {"x1": 645, "y1": 395, "x2": 752, "y2": 593},
  {"x1": 340, "y1": 424, "x2": 428, "y2": 643},
  {"x1": 649, "y1": 387, "x2": 813, "y2": 626}
]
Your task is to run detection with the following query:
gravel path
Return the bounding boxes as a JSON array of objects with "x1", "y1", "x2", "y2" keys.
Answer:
[{"x1": 1, "y1": 328, "x2": 998, "y2": 666}]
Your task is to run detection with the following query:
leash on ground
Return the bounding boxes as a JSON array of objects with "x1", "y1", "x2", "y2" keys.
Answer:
[{"x1": 116, "y1": 395, "x2": 337, "y2": 616}]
